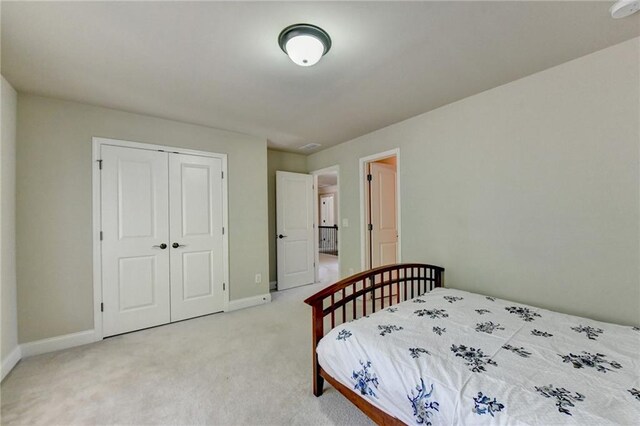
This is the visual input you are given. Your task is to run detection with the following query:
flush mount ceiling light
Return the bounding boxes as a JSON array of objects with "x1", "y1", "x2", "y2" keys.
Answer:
[
  {"x1": 278, "y1": 23, "x2": 331, "y2": 67},
  {"x1": 610, "y1": 0, "x2": 640, "y2": 18}
]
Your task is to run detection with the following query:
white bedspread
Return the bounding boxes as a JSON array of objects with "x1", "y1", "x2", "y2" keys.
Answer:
[{"x1": 317, "y1": 288, "x2": 640, "y2": 425}]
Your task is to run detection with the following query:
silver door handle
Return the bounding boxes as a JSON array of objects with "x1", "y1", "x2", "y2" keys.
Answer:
[
  {"x1": 153, "y1": 243, "x2": 167, "y2": 249},
  {"x1": 172, "y1": 242, "x2": 187, "y2": 248}
]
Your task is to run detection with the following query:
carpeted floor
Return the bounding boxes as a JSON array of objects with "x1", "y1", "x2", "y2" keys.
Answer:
[
  {"x1": 0, "y1": 282, "x2": 373, "y2": 425},
  {"x1": 318, "y1": 254, "x2": 339, "y2": 284}
]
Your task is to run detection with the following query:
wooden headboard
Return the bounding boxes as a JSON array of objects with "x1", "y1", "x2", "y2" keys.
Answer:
[{"x1": 304, "y1": 263, "x2": 444, "y2": 396}]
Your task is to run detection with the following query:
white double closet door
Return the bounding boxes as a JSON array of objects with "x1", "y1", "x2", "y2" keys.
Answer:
[{"x1": 101, "y1": 144, "x2": 225, "y2": 337}]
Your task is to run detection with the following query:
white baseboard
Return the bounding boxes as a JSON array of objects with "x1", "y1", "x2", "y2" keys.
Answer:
[
  {"x1": 269, "y1": 281, "x2": 277, "y2": 291},
  {"x1": 20, "y1": 329, "x2": 99, "y2": 358},
  {"x1": 1, "y1": 345, "x2": 22, "y2": 381},
  {"x1": 226, "y1": 293, "x2": 271, "y2": 312},
  {"x1": 4, "y1": 296, "x2": 272, "y2": 368}
]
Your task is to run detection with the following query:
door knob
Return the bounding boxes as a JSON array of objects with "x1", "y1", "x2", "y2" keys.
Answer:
[
  {"x1": 153, "y1": 243, "x2": 167, "y2": 249},
  {"x1": 172, "y1": 242, "x2": 186, "y2": 248},
  {"x1": 278, "y1": 234, "x2": 287, "y2": 239}
]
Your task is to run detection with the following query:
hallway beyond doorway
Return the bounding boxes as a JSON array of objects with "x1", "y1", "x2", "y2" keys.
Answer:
[{"x1": 319, "y1": 253, "x2": 338, "y2": 285}]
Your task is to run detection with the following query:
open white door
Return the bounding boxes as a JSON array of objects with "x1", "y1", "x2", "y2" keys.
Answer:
[
  {"x1": 169, "y1": 153, "x2": 225, "y2": 321},
  {"x1": 101, "y1": 145, "x2": 171, "y2": 337},
  {"x1": 276, "y1": 171, "x2": 315, "y2": 290},
  {"x1": 369, "y1": 162, "x2": 398, "y2": 268}
]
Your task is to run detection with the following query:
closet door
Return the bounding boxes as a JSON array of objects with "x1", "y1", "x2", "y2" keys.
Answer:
[
  {"x1": 169, "y1": 153, "x2": 225, "y2": 321},
  {"x1": 101, "y1": 145, "x2": 171, "y2": 337}
]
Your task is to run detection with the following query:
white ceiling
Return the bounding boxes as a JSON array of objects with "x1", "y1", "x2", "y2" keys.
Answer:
[{"x1": 2, "y1": 1, "x2": 639, "y2": 152}]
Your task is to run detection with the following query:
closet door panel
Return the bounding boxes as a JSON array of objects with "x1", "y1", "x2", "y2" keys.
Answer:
[
  {"x1": 101, "y1": 145, "x2": 171, "y2": 336},
  {"x1": 169, "y1": 154, "x2": 225, "y2": 321}
]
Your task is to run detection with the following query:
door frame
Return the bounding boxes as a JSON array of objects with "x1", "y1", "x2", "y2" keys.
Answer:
[
  {"x1": 310, "y1": 165, "x2": 341, "y2": 283},
  {"x1": 359, "y1": 148, "x2": 401, "y2": 271},
  {"x1": 92, "y1": 137, "x2": 229, "y2": 340}
]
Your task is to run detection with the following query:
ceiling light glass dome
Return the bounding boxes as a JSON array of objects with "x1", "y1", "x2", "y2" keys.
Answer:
[{"x1": 278, "y1": 24, "x2": 331, "y2": 67}]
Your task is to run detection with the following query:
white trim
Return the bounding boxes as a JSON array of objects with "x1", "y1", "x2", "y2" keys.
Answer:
[
  {"x1": 93, "y1": 137, "x2": 225, "y2": 159},
  {"x1": 310, "y1": 165, "x2": 341, "y2": 282},
  {"x1": 313, "y1": 174, "x2": 319, "y2": 283},
  {"x1": 359, "y1": 148, "x2": 402, "y2": 270},
  {"x1": 20, "y1": 329, "x2": 98, "y2": 358},
  {"x1": 226, "y1": 293, "x2": 272, "y2": 312},
  {"x1": 220, "y1": 153, "x2": 230, "y2": 312},
  {"x1": 92, "y1": 137, "x2": 230, "y2": 336},
  {"x1": 1, "y1": 345, "x2": 22, "y2": 381},
  {"x1": 92, "y1": 140, "x2": 103, "y2": 340}
]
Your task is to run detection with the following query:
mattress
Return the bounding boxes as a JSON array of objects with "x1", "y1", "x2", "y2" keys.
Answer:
[{"x1": 317, "y1": 287, "x2": 640, "y2": 425}]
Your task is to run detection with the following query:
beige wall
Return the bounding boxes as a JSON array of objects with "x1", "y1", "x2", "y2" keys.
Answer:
[
  {"x1": 1, "y1": 76, "x2": 19, "y2": 361},
  {"x1": 266, "y1": 149, "x2": 307, "y2": 283},
  {"x1": 308, "y1": 38, "x2": 640, "y2": 326},
  {"x1": 16, "y1": 95, "x2": 270, "y2": 343}
]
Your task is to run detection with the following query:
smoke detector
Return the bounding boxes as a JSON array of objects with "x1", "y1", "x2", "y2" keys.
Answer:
[{"x1": 610, "y1": 0, "x2": 640, "y2": 18}]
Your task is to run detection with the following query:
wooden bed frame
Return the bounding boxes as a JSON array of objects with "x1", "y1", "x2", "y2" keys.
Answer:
[{"x1": 304, "y1": 263, "x2": 444, "y2": 425}]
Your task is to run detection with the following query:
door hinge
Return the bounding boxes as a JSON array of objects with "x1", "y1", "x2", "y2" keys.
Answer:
[
  {"x1": 223, "y1": 283, "x2": 226, "y2": 291},
  {"x1": 97, "y1": 159, "x2": 103, "y2": 170},
  {"x1": 368, "y1": 223, "x2": 373, "y2": 231},
  {"x1": 367, "y1": 173, "x2": 372, "y2": 181},
  {"x1": 100, "y1": 302, "x2": 104, "y2": 312},
  {"x1": 221, "y1": 171, "x2": 224, "y2": 179},
  {"x1": 100, "y1": 231, "x2": 103, "y2": 241},
  {"x1": 222, "y1": 227, "x2": 225, "y2": 235}
]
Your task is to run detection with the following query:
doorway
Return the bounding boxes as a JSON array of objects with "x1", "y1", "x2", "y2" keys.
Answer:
[
  {"x1": 360, "y1": 149, "x2": 400, "y2": 270},
  {"x1": 312, "y1": 166, "x2": 340, "y2": 284}
]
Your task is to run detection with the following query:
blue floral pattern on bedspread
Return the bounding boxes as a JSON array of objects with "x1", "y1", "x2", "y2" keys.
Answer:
[
  {"x1": 558, "y1": 351, "x2": 622, "y2": 373},
  {"x1": 414, "y1": 309, "x2": 448, "y2": 319},
  {"x1": 407, "y1": 379, "x2": 439, "y2": 425},
  {"x1": 409, "y1": 347, "x2": 431, "y2": 358},
  {"x1": 336, "y1": 329, "x2": 352, "y2": 341},
  {"x1": 450, "y1": 344, "x2": 497, "y2": 373},
  {"x1": 475, "y1": 321, "x2": 504, "y2": 334},
  {"x1": 352, "y1": 360, "x2": 379, "y2": 398},
  {"x1": 571, "y1": 325, "x2": 603, "y2": 340},
  {"x1": 502, "y1": 344, "x2": 531, "y2": 358},
  {"x1": 378, "y1": 324, "x2": 403, "y2": 336},
  {"x1": 531, "y1": 329, "x2": 553, "y2": 337},
  {"x1": 472, "y1": 392, "x2": 505, "y2": 417},
  {"x1": 505, "y1": 306, "x2": 540, "y2": 322},
  {"x1": 432, "y1": 326, "x2": 446, "y2": 336},
  {"x1": 535, "y1": 385, "x2": 585, "y2": 416}
]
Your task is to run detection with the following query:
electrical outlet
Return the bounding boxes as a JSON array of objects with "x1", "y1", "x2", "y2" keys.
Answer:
[{"x1": 255, "y1": 273, "x2": 262, "y2": 284}]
